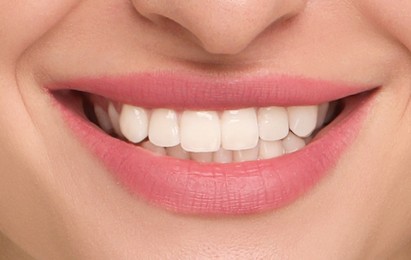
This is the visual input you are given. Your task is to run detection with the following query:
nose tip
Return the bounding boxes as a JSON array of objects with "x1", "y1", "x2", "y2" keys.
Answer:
[{"x1": 133, "y1": 0, "x2": 307, "y2": 55}]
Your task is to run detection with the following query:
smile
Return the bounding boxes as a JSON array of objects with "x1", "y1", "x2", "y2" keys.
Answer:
[
  {"x1": 86, "y1": 95, "x2": 339, "y2": 162},
  {"x1": 48, "y1": 72, "x2": 377, "y2": 215}
]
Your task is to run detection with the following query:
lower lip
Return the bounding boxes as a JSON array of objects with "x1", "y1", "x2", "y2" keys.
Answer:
[{"x1": 54, "y1": 93, "x2": 374, "y2": 215}]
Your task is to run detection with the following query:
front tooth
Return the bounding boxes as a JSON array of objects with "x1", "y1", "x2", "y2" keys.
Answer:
[
  {"x1": 119, "y1": 105, "x2": 149, "y2": 143},
  {"x1": 259, "y1": 140, "x2": 284, "y2": 159},
  {"x1": 213, "y1": 148, "x2": 233, "y2": 163},
  {"x1": 180, "y1": 111, "x2": 221, "y2": 152},
  {"x1": 233, "y1": 146, "x2": 259, "y2": 162},
  {"x1": 221, "y1": 108, "x2": 259, "y2": 150},
  {"x1": 149, "y1": 109, "x2": 180, "y2": 147},
  {"x1": 108, "y1": 103, "x2": 123, "y2": 137},
  {"x1": 287, "y1": 105, "x2": 318, "y2": 138},
  {"x1": 258, "y1": 106, "x2": 289, "y2": 141},
  {"x1": 94, "y1": 105, "x2": 113, "y2": 133},
  {"x1": 282, "y1": 132, "x2": 306, "y2": 154}
]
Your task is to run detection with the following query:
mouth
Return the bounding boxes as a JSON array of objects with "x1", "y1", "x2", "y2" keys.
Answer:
[
  {"x1": 81, "y1": 92, "x2": 343, "y2": 163},
  {"x1": 48, "y1": 72, "x2": 377, "y2": 215}
]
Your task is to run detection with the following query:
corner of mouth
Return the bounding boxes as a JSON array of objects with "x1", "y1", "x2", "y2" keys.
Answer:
[{"x1": 47, "y1": 73, "x2": 379, "y2": 215}]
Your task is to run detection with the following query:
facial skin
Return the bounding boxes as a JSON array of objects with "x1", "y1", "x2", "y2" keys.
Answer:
[{"x1": 1, "y1": 0, "x2": 411, "y2": 259}]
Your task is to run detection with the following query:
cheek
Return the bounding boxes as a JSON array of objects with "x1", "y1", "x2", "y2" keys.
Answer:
[
  {"x1": 0, "y1": 0, "x2": 78, "y2": 64},
  {"x1": 356, "y1": 0, "x2": 411, "y2": 51}
]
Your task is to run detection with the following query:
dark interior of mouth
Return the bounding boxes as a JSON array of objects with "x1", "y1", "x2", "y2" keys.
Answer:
[
  {"x1": 83, "y1": 92, "x2": 99, "y2": 127},
  {"x1": 59, "y1": 90, "x2": 348, "y2": 162}
]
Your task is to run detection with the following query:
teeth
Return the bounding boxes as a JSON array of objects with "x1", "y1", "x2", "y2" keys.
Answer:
[
  {"x1": 180, "y1": 111, "x2": 221, "y2": 152},
  {"x1": 259, "y1": 140, "x2": 284, "y2": 159},
  {"x1": 213, "y1": 148, "x2": 233, "y2": 163},
  {"x1": 141, "y1": 141, "x2": 166, "y2": 156},
  {"x1": 258, "y1": 106, "x2": 289, "y2": 141},
  {"x1": 221, "y1": 108, "x2": 259, "y2": 150},
  {"x1": 166, "y1": 145, "x2": 190, "y2": 160},
  {"x1": 119, "y1": 105, "x2": 149, "y2": 143},
  {"x1": 282, "y1": 132, "x2": 306, "y2": 154},
  {"x1": 233, "y1": 146, "x2": 259, "y2": 162},
  {"x1": 149, "y1": 109, "x2": 180, "y2": 147},
  {"x1": 191, "y1": 152, "x2": 213, "y2": 163},
  {"x1": 287, "y1": 105, "x2": 318, "y2": 138},
  {"x1": 94, "y1": 105, "x2": 113, "y2": 133},
  {"x1": 92, "y1": 100, "x2": 335, "y2": 162},
  {"x1": 108, "y1": 103, "x2": 123, "y2": 137}
]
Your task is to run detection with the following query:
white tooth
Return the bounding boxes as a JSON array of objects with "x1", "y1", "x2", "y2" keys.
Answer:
[
  {"x1": 94, "y1": 105, "x2": 113, "y2": 133},
  {"x1": 233, "y1": 146, "x2": 259, "y2": 162},
  {"x1": 259, "y1": 140, "x2": 284, "y2": 159},
  {"x1": 180, "y1": 111, "x2": 221, "y2": 152},
  {"x1": 149, "y1": 109, "x2": 180, "y2": 147},
  {"x1": 221, "y1": 108, "x2": 259, "y2": 150},
  {"x1": 287, "y1": 105, "x2": 318, "y2": 138},
  {"x1": 282, "y1": 132, "x2": 306, "y2": 154},
  {"x1": 213, "y1": 148, "x2": 233, "y2": 163},
  {"x1": 258, "y1": 106, "x2": 289, "y2": 141},
  {"x1": 108, "y1": 103, "x2": 123, "y2": 137},
  {"x1": 119, "y1": 105, "x2": 149, "y2": 143},
  {"x1": 141, "y1": 141, "x2": 166, "y2": 156},
  {"x1": 166, "y1": 145, "x2": 190, "y2": 160},
  {"x1": 316, "y1": 103, "x2": 330, "y2": 129},
  {"x1": 191, "y1": 152, "x2": 213, "y2": 163}
]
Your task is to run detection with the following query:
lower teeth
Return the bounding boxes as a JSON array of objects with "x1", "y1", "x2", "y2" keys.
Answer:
[{"x1": 81, "y1": 93, "x2": 341, "y2": 163}]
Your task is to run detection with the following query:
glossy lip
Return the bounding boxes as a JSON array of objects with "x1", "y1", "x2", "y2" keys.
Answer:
[
  {"x1": 48, "y1": 73, "x2": 376, "y2": 215},
  {"x1": 49, "y1": 72, "x2": 374, "y2": 109}
]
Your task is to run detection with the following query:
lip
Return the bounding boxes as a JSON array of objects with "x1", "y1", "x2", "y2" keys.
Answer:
[
  {"x1": 48, "y1": 73, "x2": 376, "y2": 215},
  {"x1": 49, "y1": 72, "x2": 373, "y2": 109}
]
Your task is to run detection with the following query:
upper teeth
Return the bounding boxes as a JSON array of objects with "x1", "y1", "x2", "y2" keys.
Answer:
[
  {"x1": 119, "y1": 105, "x2": 149, "y2": 143},
  {"x1": 94, "y1": 102, "x2": 331, "y2": 162}
]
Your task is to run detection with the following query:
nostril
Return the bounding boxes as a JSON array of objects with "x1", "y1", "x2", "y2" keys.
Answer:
[{"x1": 130, "y1": 0, "x2": 308, "y2": 56}]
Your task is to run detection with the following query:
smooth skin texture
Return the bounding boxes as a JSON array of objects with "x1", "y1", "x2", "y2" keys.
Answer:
[{"x1": 1, "y1": 0, "x2": 411, "y2": 259}]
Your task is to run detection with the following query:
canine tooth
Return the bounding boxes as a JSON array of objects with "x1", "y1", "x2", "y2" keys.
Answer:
[
  {"x1": 213, "y1": 148, "x2": 233, "y2": 163},
  {"x1": 221, "y1": 108, "x2": 259, "y2": 150},
  {"x1": 94, "y1": 105, "x2": 113, "y2": 133},
  {"x1": 141, "y1": 141, "x2": 166, "y2": 156},
  {"x1": 316, "y1": 103, "x2": 330, "y2": 129},
  {"x1": 258, "y1": 106, "x2": 289, "y2": 141},
  {"x1": 191, "y1": 152, "x2": 213, "y2": 163},
  {"x1": 180, "y1": 111, "x2": 221, "y2": 152},
  {"x1": 108, "y1": 103, "x2": 123, "y2": 137},
  {"x1": 233, "y1": 146, "x2": 259, "y2": 162},
  {"x1": 287, "y1": 105, "x2": 318, "y2": 138},
  {"x1": 119, "y1": 105, "x2": 149, "y2": 143},
  {"x1": 166, "y1": 145, "x2": 190, "y2": 160},
  {"x1": 149, "y1": 109, "x2": 179, "y2": 147},
  {"x1": 259, "y1": 140, "x2": 284, "y2": 159},
  {"x1": 282, "y1": 132, "x2": 306, "y2": 154}
]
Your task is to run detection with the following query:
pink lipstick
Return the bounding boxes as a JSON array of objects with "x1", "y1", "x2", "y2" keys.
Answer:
[{"x1": 48, "y1": 72, "x2": 376, "y2": 215}]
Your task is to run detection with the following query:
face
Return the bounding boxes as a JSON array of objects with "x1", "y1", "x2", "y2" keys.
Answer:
[{"x1": 1, "y1": 0, "x2": 411, "y2": 259}]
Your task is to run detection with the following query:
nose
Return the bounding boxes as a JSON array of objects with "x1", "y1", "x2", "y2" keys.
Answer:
[{"x1": 132, "y1": 0, "x2": 307, "y2": 55}]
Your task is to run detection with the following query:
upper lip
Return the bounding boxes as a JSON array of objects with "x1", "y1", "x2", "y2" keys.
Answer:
[
  {"x1": 47, "y1": 72, "x2": 376, "y2": 109},
  {"x1": 47, "y1": 71, "x2": 377, "y2": 215}
]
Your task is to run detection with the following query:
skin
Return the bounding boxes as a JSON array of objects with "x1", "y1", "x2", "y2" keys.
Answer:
[{"x1": 1, "y1": 0, "x2": 411, "y2": 259}]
